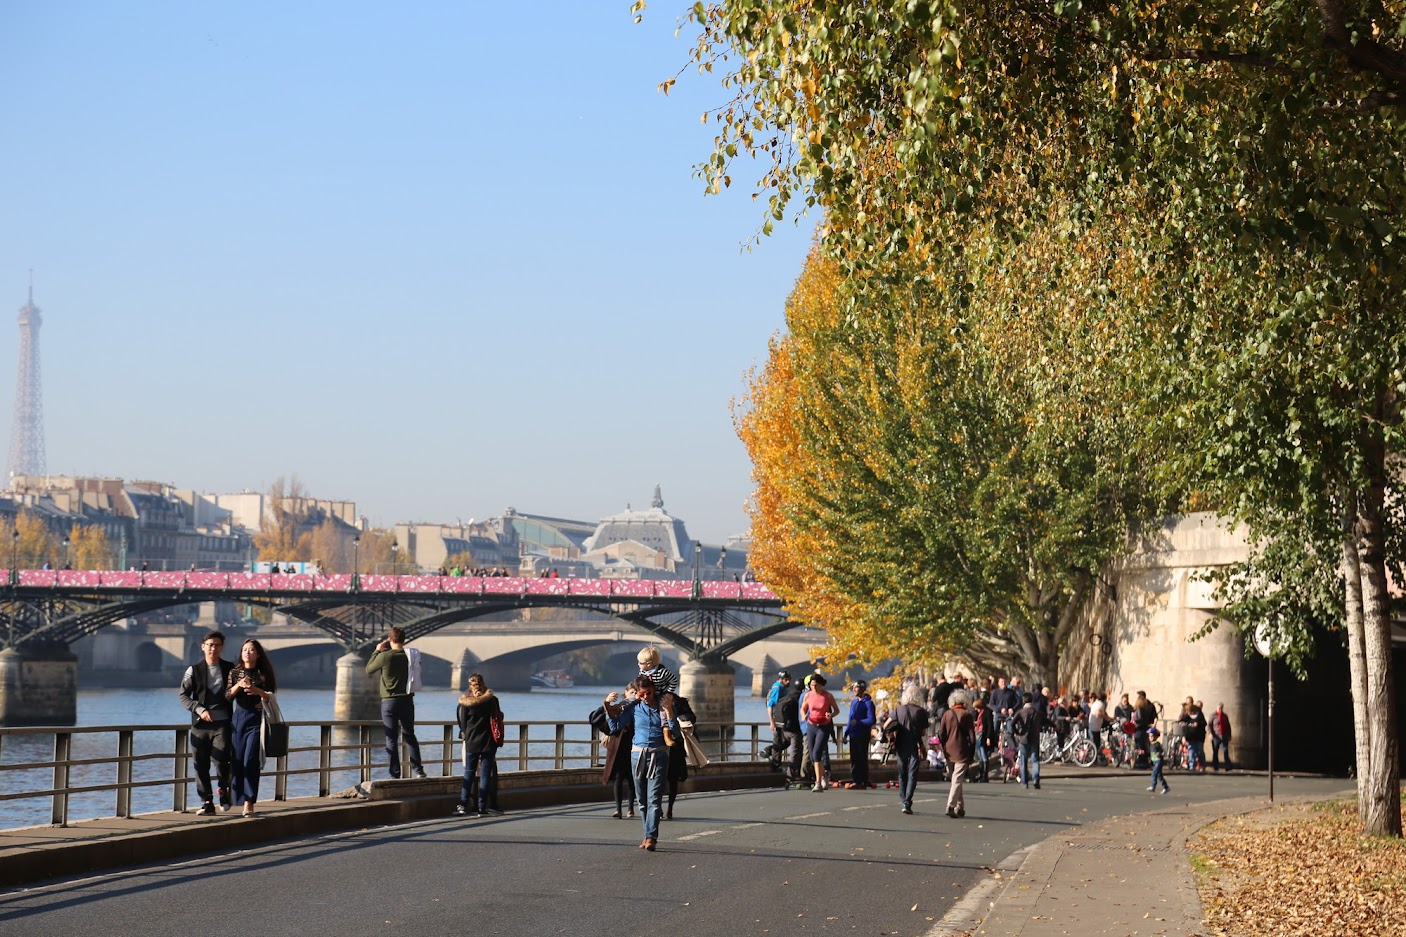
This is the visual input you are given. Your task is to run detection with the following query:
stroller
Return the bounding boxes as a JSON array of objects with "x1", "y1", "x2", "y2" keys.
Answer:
[{"x1": 998, "y1": 719, "x2": 1020, "y2": 783}]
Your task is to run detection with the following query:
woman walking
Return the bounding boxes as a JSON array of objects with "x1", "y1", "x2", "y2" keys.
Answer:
[
  {"x1": 227, "y1": 639, "x2": 276, "y2": 817},
  {"x1": 801, "y1": 673, "x2": 839, "y2": 792}
]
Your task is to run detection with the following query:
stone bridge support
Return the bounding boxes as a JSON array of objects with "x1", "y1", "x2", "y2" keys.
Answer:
[
  {"x1": 0, "y1": 645, "x2": 78, "y2": 726},
  {"x1": 680, "y1": 658, "x2": 736, "y2": 727},
  {"x1": 334, "y1": 652, "x2": 379, "y2": 722}
]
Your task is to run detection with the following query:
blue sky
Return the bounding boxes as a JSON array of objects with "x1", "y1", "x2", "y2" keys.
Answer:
[{"x1": 0, "y1": 2, "x2": 815, "y2": 543}]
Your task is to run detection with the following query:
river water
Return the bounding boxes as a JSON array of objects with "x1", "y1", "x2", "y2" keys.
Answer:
[{"x1": 0, "y1": 685, "x2": 770, "y2": 830}]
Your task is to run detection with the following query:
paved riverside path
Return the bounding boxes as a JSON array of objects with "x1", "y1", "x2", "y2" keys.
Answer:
[{"x1": 0, "y1": 770, "x2": 1349, "y2": 937}]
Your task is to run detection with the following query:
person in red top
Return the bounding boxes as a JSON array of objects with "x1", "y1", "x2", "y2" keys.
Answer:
[
  {"x1": 939, "y1": 690, "x2": 976, "y2": 818},
  {"x1": 1209, "y1": 703, "x2": 1233, "y2": 771},
  {"x1": 801, "y1": 673, "x2": 839, "y2": 792}
]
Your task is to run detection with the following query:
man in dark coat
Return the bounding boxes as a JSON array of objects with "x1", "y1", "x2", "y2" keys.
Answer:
[
  {"x1": 1013, "y1": 692, "x2": 1042, "y2": 790},
  {"x1": 939, "y1": 690, "x2": 976, "y2": 817}
]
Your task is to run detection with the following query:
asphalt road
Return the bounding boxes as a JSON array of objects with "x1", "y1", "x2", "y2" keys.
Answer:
[{"x1": 0, "y1": 771, "x2": 1352, "y2": 937}]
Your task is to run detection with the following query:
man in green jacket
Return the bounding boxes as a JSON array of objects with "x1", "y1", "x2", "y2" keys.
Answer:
[{"x1": 366, "y1": 626, "x2": 426, "y2": 779}]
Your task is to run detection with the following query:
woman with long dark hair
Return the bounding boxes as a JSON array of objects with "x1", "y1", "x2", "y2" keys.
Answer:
[{"x1": 227, "y1": 639, "x2": 277, "y2": 817}]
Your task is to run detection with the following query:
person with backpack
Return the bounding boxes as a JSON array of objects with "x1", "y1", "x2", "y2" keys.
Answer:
[
  {"x1": 800, "y1": 673, "x2": 839, "y2": 792},
  {"x1": 454, "y1": 672, "x2": 502, "y2": 818},
  {"x1": 890, "y1": 683, "x2": 929, "y2": 814},
  {"x1": 843, "y1": 680, "x2": 877, "y2": 789},
  {"x1": 971, "y1": 696, "x2": 997, "y2": 782},
  {"x1": 1013, "y1": 692, "x2": 1043, "y2": 790},
  {"x1": 772, "y1": 673, "x2": 804, "y2": 788}
]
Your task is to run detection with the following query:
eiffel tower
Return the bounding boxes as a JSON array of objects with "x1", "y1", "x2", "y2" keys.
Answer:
[{"x1": 7, "y1": 273, "x2": 45, "y2": 480}]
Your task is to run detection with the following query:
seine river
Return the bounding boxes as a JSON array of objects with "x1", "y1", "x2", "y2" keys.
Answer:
[{"x1": 0, "y1": 685, "x2": 769, "y2": 830}]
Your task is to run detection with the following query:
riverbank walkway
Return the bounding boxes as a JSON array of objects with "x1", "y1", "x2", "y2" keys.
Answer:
[{"x1": 0, "y1": 767, "x2": 1346, "y2": 936}]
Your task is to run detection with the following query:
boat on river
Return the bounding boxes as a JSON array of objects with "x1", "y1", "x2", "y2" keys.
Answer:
[{"x1": 530, "y1": 669, "x2": 574, "y2": 689}]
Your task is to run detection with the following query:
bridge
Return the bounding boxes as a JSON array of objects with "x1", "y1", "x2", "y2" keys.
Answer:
[{"x1": 0, "y1": 570, "x2": 798, "y2": 726}]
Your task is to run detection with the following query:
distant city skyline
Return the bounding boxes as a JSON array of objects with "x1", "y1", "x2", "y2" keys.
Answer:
[{"x1": 0, "y1": 3, "x2": 816, "y2": 545}]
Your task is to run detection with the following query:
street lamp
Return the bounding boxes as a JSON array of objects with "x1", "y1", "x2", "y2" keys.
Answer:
[
  {"x1": 692, "y1": 541, "x2": 702, "y2": 600},
  {"x1": 9, "y1": 528, "x2": 17, "y2": 587},
  {"x1": 62, "y1": 536, "x2": 70, "y2": 571},
  {"x1": 717, "y1": 545, "x2": 727, "y2": 573},
  {"x1": 390, "y1": 540, "x2": 400, "y2": 591},
  {"x1": 352, "y1": 535, "x2": 361, "y2": 590}
]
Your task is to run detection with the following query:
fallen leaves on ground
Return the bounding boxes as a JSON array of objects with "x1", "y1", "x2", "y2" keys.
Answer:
[{"x1": 1192, "y1": 795, "x2": 1406, "y2": 936}]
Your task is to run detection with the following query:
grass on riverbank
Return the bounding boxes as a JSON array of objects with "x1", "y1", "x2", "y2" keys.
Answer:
[{"x1": 1191, "y1": 794, "x2": 1406, "y2": 936}]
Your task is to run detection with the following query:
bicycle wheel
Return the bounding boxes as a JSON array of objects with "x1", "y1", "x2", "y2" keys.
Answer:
[
  {"x1": 1039, "y1": 730, "x2": 1059, "y2": 763},
  {"x1": 1071, "y1": 737, "x2": 1097, "y2": 767}
]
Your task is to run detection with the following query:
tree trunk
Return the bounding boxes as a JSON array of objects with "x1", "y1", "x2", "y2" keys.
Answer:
[
  {"x1": 1339, "y1": 521, "x2": 1371, "y2": 818},
  {"x1": 1354, "y1": 459, "x2": 1402, "y2": 837}
]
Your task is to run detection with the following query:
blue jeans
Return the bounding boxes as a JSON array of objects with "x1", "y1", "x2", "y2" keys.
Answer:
[
  {"x1": 1017, "y1": 741, "x2": 1040, "y2": 786},
  {"x1": 632, "y1": 748, "x2": 668, "y2": 840},
  {"x1": 897, "y1": 749, "x2": 921, "y2": 807},
  {"x1": 1151, "y1": 760, "x2": 1168, "y2": 791},
  {"x1": 1211, "y1": 736, "x2": 1231, "y2": 770},
  {"x1": 1188, "y1": 740, "x2": 1205, "y2": 770},
  {"x1": 380, "y1": 697, "x2": 423, "y2": 778},
  {"x1": 461, "y1": 749, "x2": 496, "y2": 811}
]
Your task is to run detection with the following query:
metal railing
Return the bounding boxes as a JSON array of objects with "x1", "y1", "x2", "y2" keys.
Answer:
[{"x1": 0, "y1": 721, "x2": 788, "y2": 830}]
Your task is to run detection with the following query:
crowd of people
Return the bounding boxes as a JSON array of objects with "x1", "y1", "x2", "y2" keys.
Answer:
[{"x1": 180, "y1": 638, "x2": 1238, "y2": 849}]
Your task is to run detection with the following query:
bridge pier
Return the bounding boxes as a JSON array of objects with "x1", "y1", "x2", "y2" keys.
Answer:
[
  {"x1": 0, "y1": 644, "x2": 78, "y2": 726},
  {"x1": 333, "y1": 652, "x2": 379, "y2": 722},
  {"x1": 679, "y1": 658, "x2": 736, "y2": 727}
]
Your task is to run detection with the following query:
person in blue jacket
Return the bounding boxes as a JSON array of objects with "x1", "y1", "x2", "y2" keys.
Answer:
[
  {"x1": 844, "y1": 680, "x2": 877, "y2": 789},
  {"x1": 604, "y1": 675, "x2": 678, "y2": 852}
]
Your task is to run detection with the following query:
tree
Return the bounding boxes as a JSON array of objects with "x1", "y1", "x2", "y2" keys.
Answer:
[
  {"x1": 66, "y1": 523, "x2": 112, "y2": 570},
  {"x1": 253, "y1": 476, "x2": 312, "y2": 563},
  {"x1": 659, "y1": 0, "x2": 1405, "y2": 833},
  {"x1": 737, "y1": 240, "x2": 1159, "y2": 684},
  {"x1": 308, "y1": 519, "x2": 354, "y2": 574}
]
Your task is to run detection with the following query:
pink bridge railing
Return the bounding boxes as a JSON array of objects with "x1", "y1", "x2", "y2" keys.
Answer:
[{"x1": 3, "y1": 570, "x2": 779, "y2": 602}]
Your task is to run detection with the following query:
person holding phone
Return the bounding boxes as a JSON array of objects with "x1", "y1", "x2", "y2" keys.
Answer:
[{"x1": 366, "y1": 626, "x2": 427, "y2": 780}]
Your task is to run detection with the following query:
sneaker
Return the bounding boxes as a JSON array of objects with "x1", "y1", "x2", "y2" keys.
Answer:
[
  {"x1": 1161, "y1": 787, "x2": 1170, "y2": 794},
  {"x1": 453, "y1": 804, "x2": 468, "y2": 816},
  {"x1": 811, "y1": 784, "x2": 823, "y2": 793},
  {"x1": 197, "y1": 802, "x2": 216, "y2": 816},
  {"x1": 946, "y1": 806, "x2": 957, "y2": 818},
  {"x1": 956, "y1": 807, "x2": 965, "y2": 818},
  {"x1": 412, "y1": 769, "x2": 428, "y2": 779},
  {"x1": 901, "y1": 804, "x2": 912, "y2": 815},
  {"x1": 1033, "y1": 780, "x2": 1041, "y2": 790},
  {"x1": 1147, "y1": 786, "x2": 1156, "y2": 791},
  {"x1": 218, "y1": 788, "x2": 232, "y2": 812}
]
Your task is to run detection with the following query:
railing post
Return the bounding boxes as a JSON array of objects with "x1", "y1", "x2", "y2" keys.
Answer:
[
  {"x1": 174, "y1": 728, "x2": 189, "y2": 812},
  {"x1": 443, "y1": 725, "x2": 455, "y2": 778},
  {"x1": 319, "y1": 724, "x2": 332, "y2": 797},
  {"x1": 554, "y1": 723, "x2": 566, "y2": 769},
  {"x1": 275, "y1": 750, "x2": 288, "y2": 801},
  {"x1": 116, "y1": 729, "x2": 133, "y2": 818},
  {"x1": 360, "y1": 725, "x2": 373, "y2": 784},
  {"x1": 516, "y1": 724, "x2": 527, "y2": 772},
  {"x1": 51, "y1": 731, "x2": 71, "y2": 827}
]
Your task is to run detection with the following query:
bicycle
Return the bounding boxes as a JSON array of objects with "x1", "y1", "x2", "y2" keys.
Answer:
[{"x1": 1051, "y1": 731, "x2": 1098, "y2": 767}]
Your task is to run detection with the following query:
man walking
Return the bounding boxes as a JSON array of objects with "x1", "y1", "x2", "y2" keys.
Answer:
[
  {"x1": 178, "y1": 630, "x2": 234, "y2": 815},
  {"x1": 605, "y1": 675, "x2": 678, "y2": 852},
  {"x1": 893, "y1": 684, "x2": 929, "y2": 814},
  {"x1": 940, "y1": 689, "x2": 976, "y2": 818},
  {"x1": 1209, "y1": 702, "x2": 1233, "y2": 771},
  {"x1": 366, "y1": 626, "x2": 427, "y2": 779}
]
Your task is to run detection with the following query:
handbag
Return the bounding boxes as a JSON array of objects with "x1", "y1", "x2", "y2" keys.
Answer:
[
  {"x1": 261, "y1": 693, "x2": 289, "y2": 758},
  {"x1": 679, "y1": 718, "x2": 710, "y2": 768},
  {"x1": 489, "y1": 710, "x2": 505, "y2": 747}
]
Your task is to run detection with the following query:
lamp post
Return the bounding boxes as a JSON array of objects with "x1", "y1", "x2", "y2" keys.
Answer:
[
  {"x1": 352, "y1": 536, "x2": 361, "y2": 591},
  {"x1": 9, "y1": 528, "x2": 18, "y2": 587},
  {"x1": 692, "y1": 540, "x2": 702, "y2": 600},
  {"x1": 62, "y1": 536, "x2": 70, "y2": 571},
  {"x1": 391, "y1": 540, "x2": 399, "y2": 591}
]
